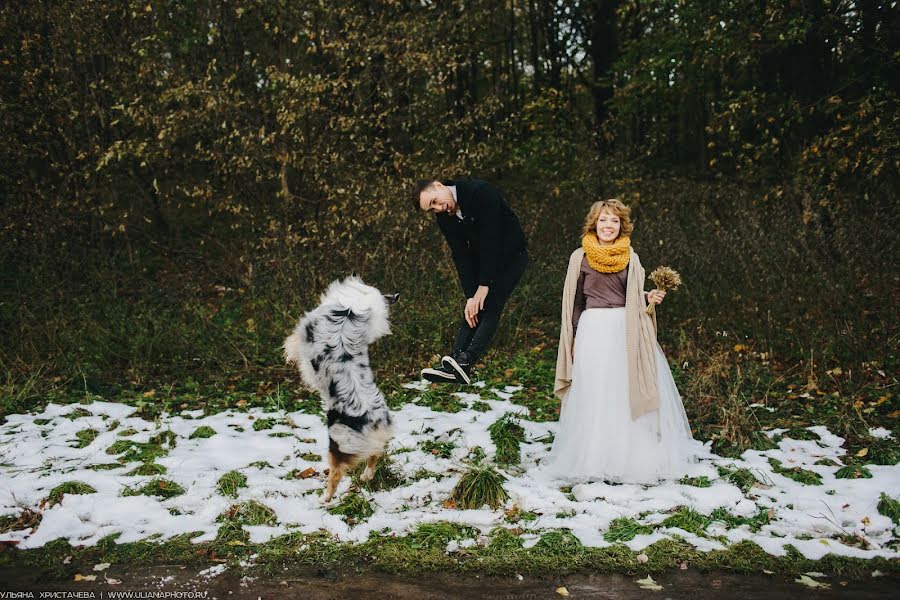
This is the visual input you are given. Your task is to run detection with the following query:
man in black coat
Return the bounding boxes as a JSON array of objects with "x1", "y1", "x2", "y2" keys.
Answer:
[{"x1": 413, "y1": 178, "x2": 528, "y2": 384}]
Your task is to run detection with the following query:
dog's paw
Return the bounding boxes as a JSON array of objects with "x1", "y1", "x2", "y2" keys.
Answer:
[
  {"x1": 319, "y1": 494, "x2": 333, "y2": 506},
  {"x1": 360, "y1": 469, "x2": 374, "y2": 482}
]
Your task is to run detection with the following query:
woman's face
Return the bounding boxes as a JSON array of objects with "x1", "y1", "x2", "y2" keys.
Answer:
[{"x1": 595, "y1": 209, "x2": 621, "y2": 244}]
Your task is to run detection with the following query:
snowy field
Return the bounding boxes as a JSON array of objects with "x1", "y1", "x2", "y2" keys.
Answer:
[{"x1": 1, "y1": 381, "x2": 897, "y2": 561}]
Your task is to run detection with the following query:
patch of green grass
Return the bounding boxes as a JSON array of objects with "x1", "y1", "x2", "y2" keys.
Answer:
[
  {"x1": 505, "y1": 506, "x2": 539, "y2": 524},
  {"x1": 535, "y1": 529, "x2": 583, "y2": 553},
  {"x1": 354, "y1": 456, "x2": 404, "y2": 492},
  {"x1": 47, "y1": 482, "x2": 97, "y2": 507},
  {"x1": 661, "y1": 507, "x2": 711, "y2": 537},
  {"x1": 488, "y1": 412, "x2": 525, "y2": 465},
  {"x1": 71, "y1": 428, "x2": 99, "y2": 448},
  {"x1": 555, "y1": 509, "x2": 576, "y2": 519},
  {"x1": 105, "y1": 440, "x2": 168, "y2": 463},
  {"x1": 148, "y1": 430, "x2": 177, "y2": 448},
  {"x1": 86, "y1": 463, "x2": 122, "y2": 471},
  {"x1": 420, "y1": 439, "x2": 456, "y2": 459},
  {"x1": 861, "y1": 438, "x2": 900, "y2": 466},
  {"x1": 252, "y1": 418, "x2": 277, "y2": 431},
  {"x1": 678, "y1": 475, "x2": 712, "y2": 488},
  {"x1": 767, "y1": 458, "x2": 822, "y2": 486},
  {"x1": 117, "y1": 427, "x2": 138, "y2": 436},
  {"x1": 122, "y1": 479, "x2": 185, "y2": 499},
  {"x1": 127, "y1": 462, "x2": 167, "y2": 476},
  {"x1": 449, "y1": 464, "x2": 509, "y2": 510},
  {"x1": 877, "y1": 493, "x2": 900, "y2": 526},
  {"x1": 64, "y1": 407, "x2": 92, "y2": 420},
  {"x1": 710, "y1": 507, "x2": 773, "y2": 532},
  {"x1": 188, "y1": 425, "x2": 216, "y2": 439},
  {"x1": 405, "y1": 522, "x2": 479, "y2": 549},
  {"x1": 217, "y1": 470, "x2": 248, "y2": 498},
  {"x1": 471, "y1": 401, "x2": 491, "y2": 412},
  {"x1": 835, "y1": 464, "x2": 873, "y2": 479},
  {"x1": 327, "y1": 492, "x2": 374, "y2": 524},
  {"x1": 410, "y1": 469, "x2": 444, "y2": 481},
  {"x1": 33, "y1": 419, "x2": 51, "y2": 426},
  {"x1": 814, "y1": 458, "x2": 840, "y2": 466},
  {"x1": 604, "y1": 517, "x2": 654, "y2": 542},
  {"x1": 716, "y1": 466, "x2": 761, "y2": 493},
  {"x1": 412, "y1": 388, "x2": 467, "y2": 413},
  {"x1": 777, "y1": 427, "x2": 821, "y2": 441},
  {"x1": 248, "y1": 460, "x2": 273, "y2": 469},
  {"x1": 218, "y1": 501, "x2": 278, "y2": 527},
  {"x1": 268, "y1": 431, "x2": 293, "y2": 438},
  {"x1": 298, "y1": 452, "x2": 321, "y2": 462}
]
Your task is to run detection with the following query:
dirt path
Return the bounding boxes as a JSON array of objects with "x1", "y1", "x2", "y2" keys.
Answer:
[{"x1": 2, "y1": 564, "x2": 897, "y2": 599}]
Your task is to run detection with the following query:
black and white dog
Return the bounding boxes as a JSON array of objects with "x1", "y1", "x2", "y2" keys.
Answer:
[{"x1": 283, "y1": 277, "x2": 399, "y2": 503}]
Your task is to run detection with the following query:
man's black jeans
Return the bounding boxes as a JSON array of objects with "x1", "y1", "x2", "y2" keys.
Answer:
[{"x1": 452, "y1": 250, "x2": 528, "y2": 363}]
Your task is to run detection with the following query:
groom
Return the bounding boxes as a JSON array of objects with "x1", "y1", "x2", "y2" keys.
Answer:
[{"x1": 412, "y1": 178, "x2": 528, "y2": 384}]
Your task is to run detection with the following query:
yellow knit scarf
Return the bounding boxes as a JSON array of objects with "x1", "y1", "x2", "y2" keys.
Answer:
[{"x1": 582, "y1": 233, "x2": 631, "y2": 273}]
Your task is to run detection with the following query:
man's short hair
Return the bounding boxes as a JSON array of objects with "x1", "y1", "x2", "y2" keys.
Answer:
[{"x1": 411, "y1": 179, "x2": 438, "y2": 210}]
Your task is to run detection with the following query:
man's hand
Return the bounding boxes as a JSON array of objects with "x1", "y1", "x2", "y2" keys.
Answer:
[{"x1": 465, "y1": 286, "x2": 490, "y2": 327}]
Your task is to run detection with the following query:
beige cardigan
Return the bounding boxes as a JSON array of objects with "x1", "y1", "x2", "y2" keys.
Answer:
[{"x1": 554, "y1": 247, "x2": 660, "y2": 419}]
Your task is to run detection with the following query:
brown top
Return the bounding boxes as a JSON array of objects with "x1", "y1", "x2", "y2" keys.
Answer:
[{"x1": 573, "y1": 256, "x2": 628, "y2": 335}]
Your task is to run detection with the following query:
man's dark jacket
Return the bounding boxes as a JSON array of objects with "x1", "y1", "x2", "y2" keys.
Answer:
[{"x1": 435, "y1": 179, "x2": 528, "y2": 298}]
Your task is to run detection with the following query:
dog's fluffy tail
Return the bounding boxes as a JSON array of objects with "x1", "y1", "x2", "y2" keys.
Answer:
[
  {"x1": 329, "y1": 421, "x2": 394, "y2": 458},
  {"x1": 283, "y1": 330, "x2": 305, "y2": 366}
]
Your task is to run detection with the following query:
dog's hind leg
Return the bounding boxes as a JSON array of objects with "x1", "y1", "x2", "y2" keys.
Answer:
[
  {"x1": 360, "y1": 452, "x2": 382, "y2": 482},
  {"x1": 322, "y1": 443, "x2": 354, "y2": 504}
]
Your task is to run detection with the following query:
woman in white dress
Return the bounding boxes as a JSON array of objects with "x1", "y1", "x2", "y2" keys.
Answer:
[{"x1": 545, "y1": 199, "x2": 699, "y2": 484}]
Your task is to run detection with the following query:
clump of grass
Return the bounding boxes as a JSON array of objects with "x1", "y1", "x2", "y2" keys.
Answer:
[
  {"x1": 188, "y1": 425, "x2": 216, "y2": 439},
  {"x1": 0, "y1": 509, "x2": 41, "y2": 533},
  {"x1": 505, "y1": 506, "x2": 539, "y2": 524},
  {"x1": 777, "y1": 427, "x2": 821, "y2": 442},
  {"x1": 604, "y1": 517, "x2": 654, "y2": 542},
  {"x1": 767, "y1": 458, "x2": 822, "y2": 486},
  {"x1": 860, "y1": 438, "x2": 900, "y2": 466},
  {"x1": 449, "y1": 464, "x2": 509, "y2": 510},
  {"x1": 406, "y1": 522, "x2": 479, "y2": 550},
  {"x1": 877, "y1": 493, "x2": 900, "y2": 526},
  {"x1": 105, "y1": 440, "x2": 167, "y2": 463},
  {"x1": 661, "y1": 507, "x2": 710, "y2": 536},
  {"x1": 835, "y1": 464, "x2": 873, "y2": 479},
  {"x1": 47, "y1": 481, "x2": 97, "y2": 507},
  {"x1": 218, "y1": 500, "x2": 277, "y2": 526},
  {"x1": 252, "y1": 418, "x2": 276, "y2": 431},
  {"x1": 716, "y1": 466, "x2": 761, "y2": 492},
  {"x1": 328, "y1": 492, "x2": 374, "y2": 524},
  {"x1": 64, "y1": 407, "x2": 92, "y2": 420},
  {"x1": 149, "y1": 430, "x2": 177, "y2": 448},
  {"x1": 298, "y1": 452, "x2": 321, "y2": 462},
  {"x1": 268, "y1": 432, "x2": 293, "y2": 438},
  {"x1": 117, "y1": 428, "x2": 138, "y2": 437},
  {"x1": 71, "y1": 428, "x2": 99, "y2": 448},
  {"x1": 814, "y1": 458, "x2": 840, "y2": 466},
  {"x1": 127, "y1": 462, "x2": 167, "y2": 476},
  {"x1": 122, "y1": 479, "x2": 185, "y2": 499},
  {"x1": 355, "y1": 456, "x2": 404, "y2": 492},
  {"x1": 535, "y1": 529, "x2": 583, "y2": 553},
  {"x1": 710, "y1": 507, "x2": 773, "y2": 532},
  {"x1": 420, "y1": 439, "x2": 456, "y2": 459},
  {"x1": 488, "y1": 413, "x2": 525, "y2": 465},
  {"x1": 217, "y1": 470, "x2": 248, "y2": 498},
  {"x1": 471, "y1": 401, "x2": 491, "y2": 412},
  {"x1": 678, "y1": 475, "x2": 712, "y2": 488},
  {"x1": 410, "y1": 469, "x2": 444, "y2": 482},
  {"x1": 412, "y1": 388, "x2": 467, "y2": 413},
  {"x1": 87, "y1": 463, "x2": 122, "y2": 471},
  {"x1": 248, "y1": 460, "x2": 273, "y2": 469}
]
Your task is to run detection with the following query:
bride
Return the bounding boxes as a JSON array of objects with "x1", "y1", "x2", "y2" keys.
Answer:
[{"x1": 544, "y1": 199, "x2": 700, "y2": 484}]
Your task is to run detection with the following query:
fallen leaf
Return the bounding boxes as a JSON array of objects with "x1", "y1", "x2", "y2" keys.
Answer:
[
  {"x1": 795, "y1": 575, "x2": 830, "y2": 589},
  {"x1": 142, "y1": 390, "x2": 156, "y2": 398},
  {"x1": 63, "y1": 556, "x2": 72, "y2": 564},
  {"x1": 104, "y1": 574, "x2": 122, "y2": 585},
  {"x1": 226, "y1": 540, "x2": 245, "y2": 546},
  {"x1": 733, "y1": 344, "x2": 747, "y2": 352},
  {"x1": 74, "y1": 574, "x2": 97, "y2": 582},
  {"x1": 442, "y1": 498, "x2": 457, "y2": 509},
  {"x1": 636, "y1": 553, "x2": 649, "y2": 563},
  {"x1": 93, "y1": 562, "x2": 111, "y2": 571},
  {"x1": 296, "y1": 467, "x2": 317, "y2": 479},
  {"x1": 767, "y1": 507, "x2": 776, "y2": 520},
  {"x1": 556, "y1": 587, "x2": 570, "y2": 597},
  {"x1": 861, "y1": 516, "x2": 871, "y2": 527},
  {"x1": 636, "y1": 575, "x2": 663, "y2": 591},
  {"x1": 855, "y1": 448, "x2": 869, "y2": 457}
]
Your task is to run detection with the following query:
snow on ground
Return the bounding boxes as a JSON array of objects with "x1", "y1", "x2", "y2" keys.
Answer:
[{"x1": 0, "y1": 383, "x2": 897, "y2": 560}]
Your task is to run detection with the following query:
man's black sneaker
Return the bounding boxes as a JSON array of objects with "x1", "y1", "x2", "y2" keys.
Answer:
[
  {"x1": 420, "y1": 364, "x2": 459, "y2": 383},
  {"x1": 441, "y1": 353, "x2": 472, "y2": 385}
]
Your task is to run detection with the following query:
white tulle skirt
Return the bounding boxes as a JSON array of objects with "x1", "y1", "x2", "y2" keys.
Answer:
[{"x1": 543, "y1": 308, "x2": 700, "y2": 484}]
